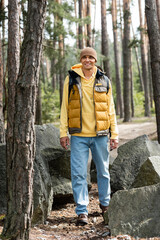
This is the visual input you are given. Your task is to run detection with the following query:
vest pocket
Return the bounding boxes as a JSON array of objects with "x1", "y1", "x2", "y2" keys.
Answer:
[{"x1": 95, "y1": 86, "x2": 107, "y2": 92}]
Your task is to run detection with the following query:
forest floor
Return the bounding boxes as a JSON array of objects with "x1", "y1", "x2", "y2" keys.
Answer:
[{"x1": 0, "y1": 117, "x2": 159, "y2": 240}]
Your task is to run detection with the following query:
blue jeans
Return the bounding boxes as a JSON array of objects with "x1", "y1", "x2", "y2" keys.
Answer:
[{"x1": 70, "y1": 136, "x2": 110, "y2": 216}]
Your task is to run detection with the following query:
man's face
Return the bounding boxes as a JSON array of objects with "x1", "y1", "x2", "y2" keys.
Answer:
[{"x1": 81, "y1": 55, "x2": 96, "y2": 71}]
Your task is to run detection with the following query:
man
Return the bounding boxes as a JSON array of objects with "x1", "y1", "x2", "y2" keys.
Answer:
[{"x1": 60, "y1": 47, "x2": 118, "y2": 226}]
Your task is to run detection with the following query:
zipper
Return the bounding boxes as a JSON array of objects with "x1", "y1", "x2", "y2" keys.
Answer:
[
  {"x1": 93, "y1": 78, "x2": 97, "y2": 133},
  {"x1": 76, "y1": 76, "x2": 82, "y2": 131}
]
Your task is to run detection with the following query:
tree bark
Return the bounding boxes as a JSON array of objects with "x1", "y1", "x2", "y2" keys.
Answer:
[
  {"x1": 123, "y1": 0, "x2": 131, "y2": 122},
  {"x1": 156, "y1": 0, "x2": 160, "y2": 29},
  {"x1": 59, "y1": 36, "x2": 64, "y2": 107},
  {"x1": 92, "y1": 0, "x2": 96, "y2": 48},
  {"x1": 145, "y1": 0, "x2": 160, "y2": 143},
  {"x1": 78, "y1": 0, "x2": 83, "y2": 49},
  {"x1": 138, "y1": 0, "x2": 150, "y2": 116},
  {"x1": 6, "y1": 0, "x2": 20, "y2": 207},
  {"x1": 118, "y1": 0, "x2": 123, "y2": 67},
  {"x1": 101, "y1": 0, "x2": 110, "y2": 78},
  {"x1": 0, "y1": 0, "x2": 5, "y2": 74},
  {"x1": 56, "y1": 0, "x2": 64, "y2": 107},
  {"x1": 0, "y1": 32, "x2": 5, "y2": 143},
  {"x1": 148, "y1": 47, "x2": 153, "y2": 108},
  {"x1": 51, "y1": 11, "x2": 58, "y2": 92},
  {"x1": 112, "y1": 0, "x2": 123, "y2": 118},
  {"x1": 2, "y1": 0, "x2": 46, "y2": 239},
  {"x1": 86, "y1": 0, "x2": 92, "y2": 47},
  {"x1": 51, "y1": 55, "x2": 57, "y2": 91},
  {"x1": 131, "y1": 21, "x2": 144, "y2": 92},
  {"x1": 74, "y1": 0, "x2": 79, "y2": 49},
  {"x1": 35, "y1": 80, "x2": 42, "y2": 125},
  {"x1": 130, "y1": 51, "x2": 134, "y2": 117}
]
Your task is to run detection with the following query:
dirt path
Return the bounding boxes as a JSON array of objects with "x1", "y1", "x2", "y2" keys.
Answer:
[{"x1": 118, "y1": 118, "x2": 157, "y2": 144}]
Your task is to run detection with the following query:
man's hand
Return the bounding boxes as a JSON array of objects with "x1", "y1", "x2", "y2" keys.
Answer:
[
  {"x1": 60, "y1": 136, "x2": 70, "y2": 150},
  {"x1": 110, "y1": 139, "x2": 118, "y2": 151}
]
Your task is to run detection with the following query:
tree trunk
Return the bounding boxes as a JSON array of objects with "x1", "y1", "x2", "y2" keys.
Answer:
[
  {"x1": 35, "y1": 80, "x2": 42, "y2": 125},
  {"x1": 138, "y1": 0, "x2": 150, "y2": 116},
  {"x1": 123, "y1": 0, "x2": 131, "y2": 122},
  {"x1": 2, "y1": 0, "x2": 46, "y2": 239},
  {"x1": 56, "y1": 0, "x2": 64, "y2": 107},
  {"x1": 51, "y1": 13, "x2": 58, "y2": 92},
  {"x1": 118, "y1": 0, "x2": 123, "y2": 67},
  {"x1": 6, "y1": 0, "x2": 20, "y2": 208},
  {"x1": 86, "y1": 0, "x2": 92, "y2": 47},
  {"x1": 130, "y1": 51, "x2": 134, "y2": 117},
  {"x1": 148, "y1": 47, "x2": 153, "y2": 108},
  {"x1": 0, "y1": 0, "x2": 7, "y2": 121},
  {"x1": 78, "y1": 0, "x2": 83, "y2": 49},
  {"x1": 74, "y1": 0, "x2": 79, "y2": 49},
  {"x1": 51, "y1": 56, "x2": 57, "y2": 91},
  {"x1": 0, "y1": 0, "x2": 5, "y2": 74},
  {"x1": 131, "y1": 21, "x2": 144, "y2": 91},
  {"x1": 0, "y1": 32, "x2": 5, "y2": 143},
  {"x1": 145, "y1": 0, "x2": 160, "y2": 143},
  {"x1": 101, "y1": 0, "x2": 110, "y2": 78},
  {"x1": 92, "y1": 0, "x2": 96, "y2": 48},
  {"x1": 156, "y1": 0, "x2": 160, "y2": 29},
  {"x1": 59, "y1": 36, "x2": 64, "y2": 107},
  {"x1": 112, "y1": 0, "x2": 123, "y2": 118}
]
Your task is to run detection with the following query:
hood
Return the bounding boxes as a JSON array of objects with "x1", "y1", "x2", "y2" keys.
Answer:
[
  {"x1": 71, "y1": 63, "x2": 97, "y2": 78},
  {"x1": 71, "y1": 63, "x2": 84, "y2": 78}
]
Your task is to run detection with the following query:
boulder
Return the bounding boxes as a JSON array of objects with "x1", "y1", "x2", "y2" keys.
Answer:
[
  {"x1": 0, "y1": 144, "x2": 6, "y2": 214},
  {"x1": 0, "y1": 124, "x2": 72, "y2": 224},
  {"x1": 32, "y1": 124, "x2": 71, "y2": 224},
  {"x1": 132, "y1": 156, "x2": 160, "y2": 188},
  {"x1": 51, "y1": 175, "x2": 73, "y2": 205},
  {"x1": 110, "y1": 135, "x2": 160, "y2": 192},
  {"x1": 107, "y1": 183, "x2": 160, "y2": 238}
]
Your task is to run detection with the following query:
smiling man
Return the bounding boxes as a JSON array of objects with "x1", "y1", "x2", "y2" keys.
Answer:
[{"x1": 60, "y1": 47, "x2": 118, "y2": 226}]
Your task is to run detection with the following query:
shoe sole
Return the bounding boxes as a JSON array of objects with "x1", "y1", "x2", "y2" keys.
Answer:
[{"x1": 76, "y1": 220, "x2": 88, "y2": 226}]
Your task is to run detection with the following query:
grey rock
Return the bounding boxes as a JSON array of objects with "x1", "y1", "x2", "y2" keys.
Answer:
[
  {"x1": 0, "y1": 144, "x2": 6, "y2": 214},
  {"x1": 108, "y1": 183, "x2": 160, "y2": 238},
  {"x1": 132, "y1": 156, "x2": 160, "y2": 188},
  {"x1": 51, "y1": 175, "x2": 72, "y2": 196},
  {"x1": 0, "y1": 124, "x2": 72, "y2": 224},
  {"x1": 110, "y1": 135, "x2": 160, "y2": 192},
  {"x1": 33, "y1": 124, "x2": 71, "y2": 224}
]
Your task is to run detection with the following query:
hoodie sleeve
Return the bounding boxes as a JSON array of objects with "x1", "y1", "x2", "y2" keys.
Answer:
[
  {"x1": 60, "y1": 76, "x2": 69, "y2": 138},
  {"x1": 108, "y1": 81, "x2": 118, "y2": 140}
]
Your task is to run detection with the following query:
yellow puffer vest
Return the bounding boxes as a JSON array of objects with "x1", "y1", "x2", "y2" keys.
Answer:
[{"x1": 68, "y1": 69, "x2": 110, "y2": 136}]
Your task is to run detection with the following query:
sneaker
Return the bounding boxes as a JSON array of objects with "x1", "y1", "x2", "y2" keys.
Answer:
[{"x1": 76, "y1": 214, "x2": 88, "y2": 226}]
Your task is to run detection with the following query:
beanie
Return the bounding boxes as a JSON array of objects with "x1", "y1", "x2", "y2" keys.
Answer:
[{"x1": 80, "y1": 47, "x2": 97, "y2": 62}]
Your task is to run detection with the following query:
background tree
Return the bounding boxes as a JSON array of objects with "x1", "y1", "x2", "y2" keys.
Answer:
[
  {"x1": 101, "y1": 0, "x2": 111, "y2": 78},
  {"x1": 112, "y1": 0, "x2": 123, "y2": 118},
  {"x1": 156, "y1": 0, "x2": 160, "y2": 28},
  {"x1": 145, "y1": 0, "x2": 160, "y2": 143},
  {"x1": 131, "y1": 21, "x2": 144, "y2": 92},
  {"x1": 86, "y1": 0, "x2": 92, "y2": 47},
  {"x1": 78, "y1": 0, "x2": 83, "y2": 49},
  {"x1": 55, "y1": 0, "x2": 65, "y2": 106},
  {"x1": 0, "y1": 31, "x2": 5, "y2": 143},
  {"x1": 2, "y1": 0, "x2": 47, "y2": 239},
  {"x1": 123, "y1": 0, "x2": 132, "y2": 122},
  {"x1": 138, "y1": 0, "x2": 150, "y2": 116}
]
